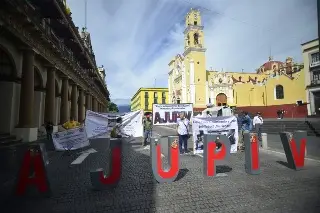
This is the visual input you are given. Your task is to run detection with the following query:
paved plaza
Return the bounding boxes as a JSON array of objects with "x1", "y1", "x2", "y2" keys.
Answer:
[{"x1": 1, "y1": 130, "x2": 320, "y2": 213}]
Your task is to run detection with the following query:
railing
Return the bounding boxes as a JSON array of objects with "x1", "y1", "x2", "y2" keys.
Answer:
[
  {"x1": 22, "y1": 3, "x2": 107, "y2": 101},
  {"x1": 310, "y1": 61, "x2": 320, "y2": 68},
  {"x1": 311, "y1": 80, "x2": 320, "y2": 85}
]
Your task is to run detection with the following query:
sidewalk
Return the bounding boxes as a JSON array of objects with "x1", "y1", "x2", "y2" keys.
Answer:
[{"x1": 267, "y1": 133, "x2": 320, "y2": 160}]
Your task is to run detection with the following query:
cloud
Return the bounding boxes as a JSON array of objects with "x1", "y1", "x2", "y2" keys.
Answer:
[{"x1": 67, "y1": 0, "x2": 317, "y2": 100}]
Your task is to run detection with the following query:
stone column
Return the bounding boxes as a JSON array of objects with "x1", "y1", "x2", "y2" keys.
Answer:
[
  {"x1": 93, "y1": 97, "x2": 98, "y2": 112},
  {"x1": 60, "y1": 77, "x2": 69, "y2": 124},
  {"x1": 18, "y1": 48, "x2": 35, "y2": 128},
  {"x1": 71, "y1": 83, "x2": 78, "y2": 121},
  {"x1": 78, "y1": 88, "x2": 85, "y2": 122},
  {"x1": 45, "y1": 66, "x2": 56, "y2": 124},
  {"x1": 85, "y1": 92, "x2": 90, "y2": 111}
]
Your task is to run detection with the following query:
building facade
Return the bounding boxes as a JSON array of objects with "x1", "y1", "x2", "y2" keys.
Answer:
[
  {"x1": 0, "y1": 0, "x2": 110, "y2": 142},
  {"x1": 131, "y1": 88, "x2": 169, "y2": 113},
  {"x1": 168, "y1": 8, "x2": 307, "y2": 118},
  {"x1": 302, "y1": 39, "x2": 320, "y2": 116}
]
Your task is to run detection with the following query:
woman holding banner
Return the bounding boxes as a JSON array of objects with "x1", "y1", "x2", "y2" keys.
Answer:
[{"x1": 176, "y1": 112, "x2": 190, "y2": 154}]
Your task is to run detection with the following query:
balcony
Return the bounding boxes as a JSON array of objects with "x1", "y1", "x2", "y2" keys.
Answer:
[
  {"x1": 311, "y1": 80, "x2": 320, "y2": 86},
  {"x1": 310, "y1": 61, "x2": 320, "y2": 68}
]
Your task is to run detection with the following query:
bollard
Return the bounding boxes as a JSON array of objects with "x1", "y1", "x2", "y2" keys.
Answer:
[
  {"x1": 150, "y1": 137, "x2": 179, "y2": 183},
  {"x1": 244, "y1": 133, "x2": 260, "y2": 175},
  {"x1": 15, "y1": 143, "x2": 51, "y2": 197},
  {"x1": 203, "y1": 134, "x2": 230, "y2": 177},
  {"x1": 279, "y1": 131, "x2": 307, "y2": 170},
  {"x1": 90, "y1": 138, "x2": 122, "y2": 190},
  {"x1": 261, "y1": 133, "x2": 268, "y2": 149}
]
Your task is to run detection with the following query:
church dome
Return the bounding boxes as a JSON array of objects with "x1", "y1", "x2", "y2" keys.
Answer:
[{"x1": 257, "y1": 57, "x2": 284, "y2": 74}]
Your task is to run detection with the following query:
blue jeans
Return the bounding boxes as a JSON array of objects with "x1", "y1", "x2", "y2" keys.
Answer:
[
  {"x1": 179, "y1": 134, "x2": 188, "y2": 153},
  {"x1": 144, "y1": 130, "x2": 151, "y2": 145}
]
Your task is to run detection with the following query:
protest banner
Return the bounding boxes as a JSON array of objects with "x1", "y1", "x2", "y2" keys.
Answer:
[
  {"x1": 192, "y1": 116, "x2": 238, "y2": 154},
  {"x1": 52, "y1": 127, "x2": 90, "y2": 151},
  {"x1": 85, "y1": 110, "x2": 109, "y2": 138},
  {"x1": 152, "y1": 103, "x2": 193, "y2": 125},
  {"x1": 120, "y1": 110, "x2": 143, "y2": 137}
]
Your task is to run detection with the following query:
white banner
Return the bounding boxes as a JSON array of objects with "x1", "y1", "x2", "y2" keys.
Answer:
[
  {"x1": 120, "y1": 110, "x2": 143, "y2": 137},
  {"x1": 52, "y1": 127, "x2": 90, "y2": 151},
  {"x1": 85, "y1": 110, "x2": 109, "y2": 139},
  {"x1": 152, "y1": 103, "x2": 193, "y2": 125},
  {"x1": 192, "y1": 116, "x2": 238, "y2": 154},
  {"x1": 102, "y1": 110, "x2": 144, "y2": 137}
]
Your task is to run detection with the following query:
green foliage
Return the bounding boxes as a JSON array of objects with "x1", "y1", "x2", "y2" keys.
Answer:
[{"x1": 108, "y1": 102, "x2": 119, "y2": 112}]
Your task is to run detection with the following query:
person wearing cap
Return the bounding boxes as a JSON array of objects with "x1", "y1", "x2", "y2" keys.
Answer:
[
  {"x1": 253, "y1": 112, "x2": 263, "y2": 147},
  {"x1": 143, "y1": 115, "x2": 152, "y2": 146}
]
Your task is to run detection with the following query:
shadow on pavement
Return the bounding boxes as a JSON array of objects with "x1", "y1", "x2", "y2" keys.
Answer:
[
  {"x1": 175, "y1": 168, "x2": 189, "y2": 181},
  {"x1": 276, "y1": 160, "x2": 291, "y2": 169},
  {"x1": 0, "y1": 138, "x2": 158, "y2": 213},
  {"x1": 216, "y1": 165, "x2": 233, "y2": 174}
]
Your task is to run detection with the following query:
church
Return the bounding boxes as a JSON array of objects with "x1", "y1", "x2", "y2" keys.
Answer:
[{"x1": 168, "y1": 8, "x2": 307, "y2": 118}]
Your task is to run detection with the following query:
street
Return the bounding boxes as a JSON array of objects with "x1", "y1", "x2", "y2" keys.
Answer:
[{"x1": 1, "y1": 128, "x2": 320, "y2": 213}]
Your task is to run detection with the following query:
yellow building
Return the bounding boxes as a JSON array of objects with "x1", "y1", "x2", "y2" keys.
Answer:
[
  {"x1": 130, "y1": 88, "x2": 169, "y2": 113},
  {"x1": 168, "y1": 8, "x2": 307, "y2": 118}
]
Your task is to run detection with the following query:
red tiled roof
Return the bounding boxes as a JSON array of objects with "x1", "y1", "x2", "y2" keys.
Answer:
[{"x1": 261, "y1": 61, "x2": 284, "y2": 70}]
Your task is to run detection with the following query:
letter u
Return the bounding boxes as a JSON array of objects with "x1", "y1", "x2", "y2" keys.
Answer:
[{"x1": 151, "y1": 136, "x2": 180, "y2": 183}]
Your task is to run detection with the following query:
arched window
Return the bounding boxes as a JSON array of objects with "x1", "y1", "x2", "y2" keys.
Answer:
[
  {"x1": 275, "y1": 85, "x2": 284, "y2": 99},
  {"x1": 194, "y1": 33, "x2": 199, "y2": 45}
]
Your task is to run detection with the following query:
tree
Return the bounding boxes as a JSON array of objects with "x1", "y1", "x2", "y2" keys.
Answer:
[{"x1": 108, "y1": 102, "x2": 119, "y2": 112}]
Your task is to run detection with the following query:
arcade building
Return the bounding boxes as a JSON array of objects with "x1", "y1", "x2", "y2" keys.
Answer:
[{"x1": 0, "y1": 0, "x2": 110, "y2": 142}]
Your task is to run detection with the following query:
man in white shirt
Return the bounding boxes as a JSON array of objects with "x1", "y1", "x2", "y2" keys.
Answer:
[
  {"x1": 176, "y1": 112, "x2": 190, "y2": 154},
  {"x1": 253, "y1": 112, "x2": 263, "y2": 146}
]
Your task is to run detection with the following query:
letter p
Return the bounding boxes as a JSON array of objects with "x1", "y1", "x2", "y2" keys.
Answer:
[{"x1": 203, "y1": 134, "x2": 230, "y2": 177}]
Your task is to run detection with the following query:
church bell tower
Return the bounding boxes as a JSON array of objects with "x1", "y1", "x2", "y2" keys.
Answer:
[{"x1": 183, "y1": 8, "x2": 207, "y2": 109}]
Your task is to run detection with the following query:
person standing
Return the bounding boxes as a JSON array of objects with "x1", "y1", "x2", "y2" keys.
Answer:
[
  {"x1": 206, "y1": 111, "x2": 212, "y2": 117},
  {"x1": 44, "y1": 121, "x2": 54, "y2": 141},
  {"x1": 253, "y1": 112, "x2": 263, "y2": 147},
  {"x1": 176, "y1": 112, "x2": 190, "y2": 154},
  {"x1": 143, "y1": 115, "x2": 152, "y2": 146},
  {"x1": 239, "y1": 112, "x2": 252, "y2": 150}
]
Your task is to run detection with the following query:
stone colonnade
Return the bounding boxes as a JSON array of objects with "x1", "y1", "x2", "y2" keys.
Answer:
[{"x1": 15, "y1": 48, "x2": 107, "y2": 141}]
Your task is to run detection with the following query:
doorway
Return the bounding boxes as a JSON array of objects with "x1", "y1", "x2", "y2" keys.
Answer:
[
  {"x1": 216, "y1": 93, "x2": 227, "y2": 106},
  {"x1": 313, "y1": 91, "x2": 320, "y2": 115}
]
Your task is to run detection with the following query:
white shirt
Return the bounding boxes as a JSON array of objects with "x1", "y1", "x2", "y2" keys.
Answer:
[
  {"x1": 221, "y1": 107, "x2": 233, "y2": 116},
  {"x1": 177, "y1": 118, "x2": 189, "y2": 135},
  {"x1": 253, "y1": 116, "x2": 263, "y2": 126}
]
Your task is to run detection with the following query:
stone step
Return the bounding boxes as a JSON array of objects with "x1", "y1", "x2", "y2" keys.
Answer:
[
  {"x1": 0, "y1": 135, "x2": 16, "y2": 142},
  {"x1": 0, "y1": 139, "x2": 23, "y2": 148}
]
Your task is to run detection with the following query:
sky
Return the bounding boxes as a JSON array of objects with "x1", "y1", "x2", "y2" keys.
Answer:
[{"x1": 67, "y1": 0, "x2": 317, "y2": 104}]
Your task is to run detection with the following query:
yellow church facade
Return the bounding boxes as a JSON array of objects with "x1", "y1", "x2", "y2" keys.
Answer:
[{"x1": 168, "y1": 8, "x2": 307, "y2": 118}]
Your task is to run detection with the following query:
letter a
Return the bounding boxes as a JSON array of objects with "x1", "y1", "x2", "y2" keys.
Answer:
[
  {"x1": 90, "y1": 138, "x2": 122, "y2": 190},
  {"x1": 151, "y1": 136, "x2": 179, "y2": 183},
  {"x1": 203, "y1": 134, "x2": 231, "y2": 177},
  {"x1": 244, "y1": 133, "x2": 260, "y2": 175},
  {"x1": 280, "y1": 131, "x2": 307, "y2": 170},
  {"x1": 15, "y1": 144, "x2": 50, "y2": 196}
]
